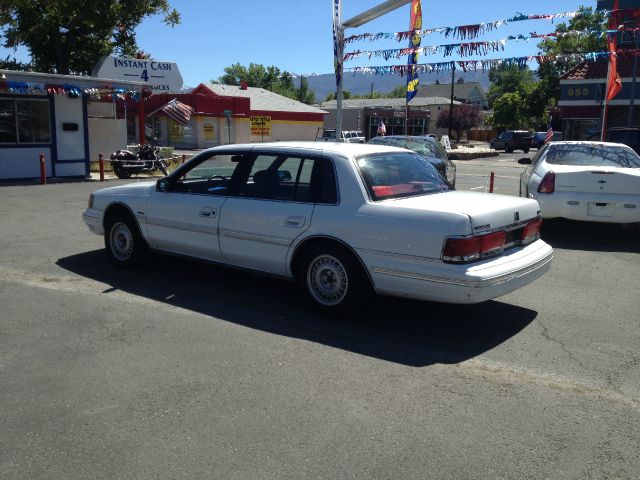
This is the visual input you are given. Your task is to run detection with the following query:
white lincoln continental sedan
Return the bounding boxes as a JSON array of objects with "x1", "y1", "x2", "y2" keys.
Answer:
[{"x1": 83, "y1": 142, "x2": 553, "y2": 315}]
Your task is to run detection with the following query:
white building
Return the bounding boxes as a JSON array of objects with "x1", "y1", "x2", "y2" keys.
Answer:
[{"x1": 0, "y1": 69, "x2": 147, "y2": 181}]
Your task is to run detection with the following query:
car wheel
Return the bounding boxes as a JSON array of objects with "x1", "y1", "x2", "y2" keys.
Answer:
[
  {"x1": 523, "y1": 148, "x2": 530, "y2": 153},
  {"x1": 296, "y1": 243, "x2": 372, "y2": 316},
  {"x1": 113, "y1": 165, "x2": 131, "y2": 179},
  {"x1": 505, "y1": 145, "x2": 513, "y2": 153},
  {"x1": 104, "y1": 212, "x2": 147, "y2": 267}
]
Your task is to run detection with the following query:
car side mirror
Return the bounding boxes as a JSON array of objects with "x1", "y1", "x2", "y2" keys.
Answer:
[
  {"x1": 157, "y1": 178, "x2": 170, "y2": 192},
  {"x1": 518, "y1": 157, "x2": 532, "y2": 165}
]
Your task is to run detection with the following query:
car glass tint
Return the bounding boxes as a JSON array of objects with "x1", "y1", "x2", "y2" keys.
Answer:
[
  {"x1": 545, "y1": 144, "x2": 640, "y2": 168},
  {"x1": 356, "y1": 152, "x2": 449, "y2": 201},
  {"x1": 312, "y1": 158, "x2": 338, "y2": 204},
  {"x1": 241, "y1": 155, "x2": 319, "y2": 201},
  {"x1": 183, "y1": 154, "x2": 237, "y2": 180}
]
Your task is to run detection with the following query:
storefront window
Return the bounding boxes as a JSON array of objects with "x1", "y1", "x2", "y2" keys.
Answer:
[
  {"x1": 0, "y1": 98, "x2": 51, "y2": 144},
  {"x1": 0, "y1": 99, "x2": 17, "y2": 143},
  {"x1": 563, "y1": 118, "x2": 600, "y2": 141},
  {"x1": 17, "y1": 99, "x2": 51, "y2": 143}
]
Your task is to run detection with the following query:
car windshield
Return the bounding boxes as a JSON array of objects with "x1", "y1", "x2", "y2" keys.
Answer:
[
  {"x1": 356, "y1": 152, "x2": 450, "y2": 201},
  {"x1": 545, "y1": 144, "x2": 640, "y2": 168},
  {"x1": 373, "y1": 137, "x2": 440, "y2": 159}
]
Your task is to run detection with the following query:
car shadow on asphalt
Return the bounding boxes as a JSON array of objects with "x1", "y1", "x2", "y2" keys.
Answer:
[
  {"x1": 57, "y1": 250, "x2": 538, "y2": 368},
  {"x1": 541, "y1": 219, "x2": 639, "y2": 253}
]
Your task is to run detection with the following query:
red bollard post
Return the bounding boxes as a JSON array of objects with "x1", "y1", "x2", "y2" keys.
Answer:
[
  {"x1": 39, "y1": 153, "x2": 46, "y2": 185},
  {"x1": 489, "y1": 171, "x2": 495, "y2": 193},
  {"x1": 99, "y1": 153, "x2": 105, "y2": 182},
  {"x1": 182, "y1": 154, "x2": 186, "y2": 165}
]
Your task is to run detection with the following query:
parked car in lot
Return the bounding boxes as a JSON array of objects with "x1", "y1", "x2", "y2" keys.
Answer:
[
  {"x1": 490, "y1": 130, "x2": 532, "y2": 153},
  {"x1": 367, "y1": 135, "x2": 456, "y2": 186},
  {"x1": 519, "y1": 141, "x2": 640, "y2": 223},
  {"x1": 316, "y1": 128, "x2": 365, "y2": 143},
  {"x1": 83, "y1": 142, "x2": 552, "y2": 314},
  {"x1": 532, "y1": 131, "x2": 563, "y2": 149}
]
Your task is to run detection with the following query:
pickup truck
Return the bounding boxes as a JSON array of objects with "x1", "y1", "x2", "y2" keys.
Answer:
[{"x1": 316, "y1": 129, "x2": 365, "y2": 143}]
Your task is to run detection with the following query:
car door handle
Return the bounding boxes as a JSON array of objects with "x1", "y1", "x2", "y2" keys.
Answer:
[
  {"x1": 285, "y1": 216, "x2": 306, "y2": 228},
  {"x1": 199, "y1": 207, "x2": 217, "y2": 217}
]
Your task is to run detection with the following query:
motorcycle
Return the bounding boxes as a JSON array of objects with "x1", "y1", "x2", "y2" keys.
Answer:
[{"x1": 110, "y1": 140, "x2": 168, "y2": 179}]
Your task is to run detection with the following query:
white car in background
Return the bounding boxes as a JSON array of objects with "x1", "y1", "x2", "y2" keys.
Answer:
[
  {"x1": 84, "y1": 142, "x2": 552, "y2": 315},
  {"x1": 519, "y1": 141, "x2": 640, "y2": 224}
]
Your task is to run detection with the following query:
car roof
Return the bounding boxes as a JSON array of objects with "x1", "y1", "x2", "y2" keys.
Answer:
[
  {"x1": 206, "y1": 141, "x2": 408, "y2": 159},
  {"x1": 547, "y1": 140, "x2": 636, "y2": 149}
]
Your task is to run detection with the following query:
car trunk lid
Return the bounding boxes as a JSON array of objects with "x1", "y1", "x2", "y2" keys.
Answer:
[
  {"x1": 387, "y1": 191, "x2": 540, "y2": 233},
  {"x1": 552, "y1": 165, "x2": 640, "y2": 195}
]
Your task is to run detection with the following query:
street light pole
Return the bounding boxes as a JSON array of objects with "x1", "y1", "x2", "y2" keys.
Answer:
[{"x1": 335, "y1": 0, "x2": 412, "y2": 140}]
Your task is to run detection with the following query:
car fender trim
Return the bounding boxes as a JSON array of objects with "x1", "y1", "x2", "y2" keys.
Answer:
[{"x1": 146, "y1": 216, "x2": 218, "y2": 236}]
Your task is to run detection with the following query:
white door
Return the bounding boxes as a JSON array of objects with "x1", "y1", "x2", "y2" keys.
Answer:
[
  {"x1": 144, "y1": 151, "x2": 244, "y2": 261},
  {"x1": 219, "y1": 153, "x2": 319, "y2": 276}
]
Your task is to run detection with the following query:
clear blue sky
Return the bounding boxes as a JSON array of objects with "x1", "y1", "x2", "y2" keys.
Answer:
[{"x1": 2, "y1": 0, "x2": 598, "y2": 88}]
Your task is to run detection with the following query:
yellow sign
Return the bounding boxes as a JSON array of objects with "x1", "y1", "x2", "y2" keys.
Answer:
[
  {"x1": 251, "y1": 116, "x2": 271, "y2": 136},
  {"x1": 203, "y1": 122, "x2": 215, "y2": 141}
]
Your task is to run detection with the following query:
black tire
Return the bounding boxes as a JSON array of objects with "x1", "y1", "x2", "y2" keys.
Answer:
[
  {"x1": 295, "y1": 243, "x2": 372, "y2": 316},
  {"x1": 104, "y1": 212, "x2": 147, "y2": 267},
  {"x1": 113, "y1": 165, "x2": 131, "y2": 179},
  {"x1": 523, "y1": 148, "x2": 530, "y2": 153},
  {"x1": 505, "y1": 145, "x2": 513, "y2": 153}
]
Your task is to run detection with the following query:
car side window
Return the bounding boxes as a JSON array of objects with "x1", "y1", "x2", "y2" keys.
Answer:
[
  {"x1": 171, "y1": 153, "x2": 244, "y2": 195},
  {"x1": 239, "y1": 154, "x2": 316, "y2": 202}
]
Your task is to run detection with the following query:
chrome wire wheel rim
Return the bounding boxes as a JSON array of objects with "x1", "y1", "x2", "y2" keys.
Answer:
[
  {"x1": 307, "y1": 254, "x2": 348, "y2": 306},
  {"x1": 109, "y1": 222, "x2": 133, "y2": 261}
]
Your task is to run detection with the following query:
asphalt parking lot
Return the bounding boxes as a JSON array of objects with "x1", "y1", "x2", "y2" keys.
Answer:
[{"x1": 1, "y1": 159, "x2": 639, "y2": 479}]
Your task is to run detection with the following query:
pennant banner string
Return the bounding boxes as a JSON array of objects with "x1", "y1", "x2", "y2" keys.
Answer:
[
  {"x1": 344, "y1": 31, "x2": 595, "y2": 62},
  {"x1": 344, "y1": 10, "x2": 591, "y2": 44},
  {"x1": 345, "y1": 50, "x2": 640, "y2": 76}
]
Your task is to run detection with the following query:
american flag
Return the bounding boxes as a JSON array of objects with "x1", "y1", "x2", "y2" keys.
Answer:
[
  {"x1": 377, "y1": 119, "x2": 386, "y2": 136},
  {"x1": 159, "y1": 98, "x2": 194, "y2": 125},
  {"x1": 544, "y1": 117, "x2": 553, "y2": 144}
]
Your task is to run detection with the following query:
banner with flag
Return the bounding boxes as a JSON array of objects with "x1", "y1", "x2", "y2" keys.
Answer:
[
  {"x1": 332, "y1": 0, "x2": 344, "y2": 87},
  {"x1": 406, "y1": 0, "x2": 422, "y2": 102},
  {"x1": 149, "y1": 98, "x2": 194, "y2": 125}
]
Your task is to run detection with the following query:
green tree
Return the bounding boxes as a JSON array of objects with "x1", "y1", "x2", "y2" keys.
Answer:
[
  {"x1": 487, "y1": 64, "x2": 535, "y2": 108},
  {"x1": 0, "y1": 0, "x2": 180, "y2": 75},
  {"x1": 387, "y1": 84, "x2": 407, "y2": 98},
  {"x1": 534, "y1": 6, "x2": 607, "y2": 115},
  {"x1": 217, "y1": 63, "x2": 316, "y2": 105},
  {"x1": 488, "y1": 92, "x2": 530, "y2": 129}
]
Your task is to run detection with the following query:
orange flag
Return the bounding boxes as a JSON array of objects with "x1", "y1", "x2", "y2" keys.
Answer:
[{"x1": 606, "y1": 34, "x2": 622, "y2": 101}]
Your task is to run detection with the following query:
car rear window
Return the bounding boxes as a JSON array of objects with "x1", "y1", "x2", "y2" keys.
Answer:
[
  {"x1": 545, "y1": 144, "x2": 640, "y2": 168},
  {"x1": 356, "y1": 152, "x2": 450, "y2": 201}
]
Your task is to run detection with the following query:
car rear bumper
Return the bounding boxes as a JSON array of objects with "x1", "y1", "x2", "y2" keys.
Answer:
[
  {"x1": 362, "y1": 240, "x2": 553, "y2": 304},
  {"x1": 535, "y1": 192, "x2": 640, "y2": 223}
]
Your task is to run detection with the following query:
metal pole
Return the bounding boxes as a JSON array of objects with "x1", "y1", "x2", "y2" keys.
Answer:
[
  {"x1": 405, "y1": 96, "x2": 409, "y2": 136},
  {"x1": 336, "y1": 25, "x2": 344, "y2": 142},
  {"x1": 627, "y1": 29, "x2": 640, "y2": 127},
  {"x1": 448, "y1": 62, "x2": 455, "y2": 139}
]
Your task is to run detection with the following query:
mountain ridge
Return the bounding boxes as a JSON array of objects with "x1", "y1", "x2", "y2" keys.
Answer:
[{"x1": 295, "y1": 71, "x2": 491, "y2": 102}]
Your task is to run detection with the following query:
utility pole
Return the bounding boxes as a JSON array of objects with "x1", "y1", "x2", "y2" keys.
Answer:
[
  {"x1": 448, "y1": 62, "x2": 455, "y2": 139},
  {"x1": 335, "y1": 0, "x2": 412, "y2": 140}
]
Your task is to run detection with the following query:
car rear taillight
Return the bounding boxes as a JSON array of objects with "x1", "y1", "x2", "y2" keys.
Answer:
[
  {"x1": 443, "y1": 230, "x2": 506, "y2": 263},
  {"x1": 521, "y1": 218, "x2": 542, "y2": 244},
  {"x1": 537, "y1": 171, "x2": 555, "y2": 193}
]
